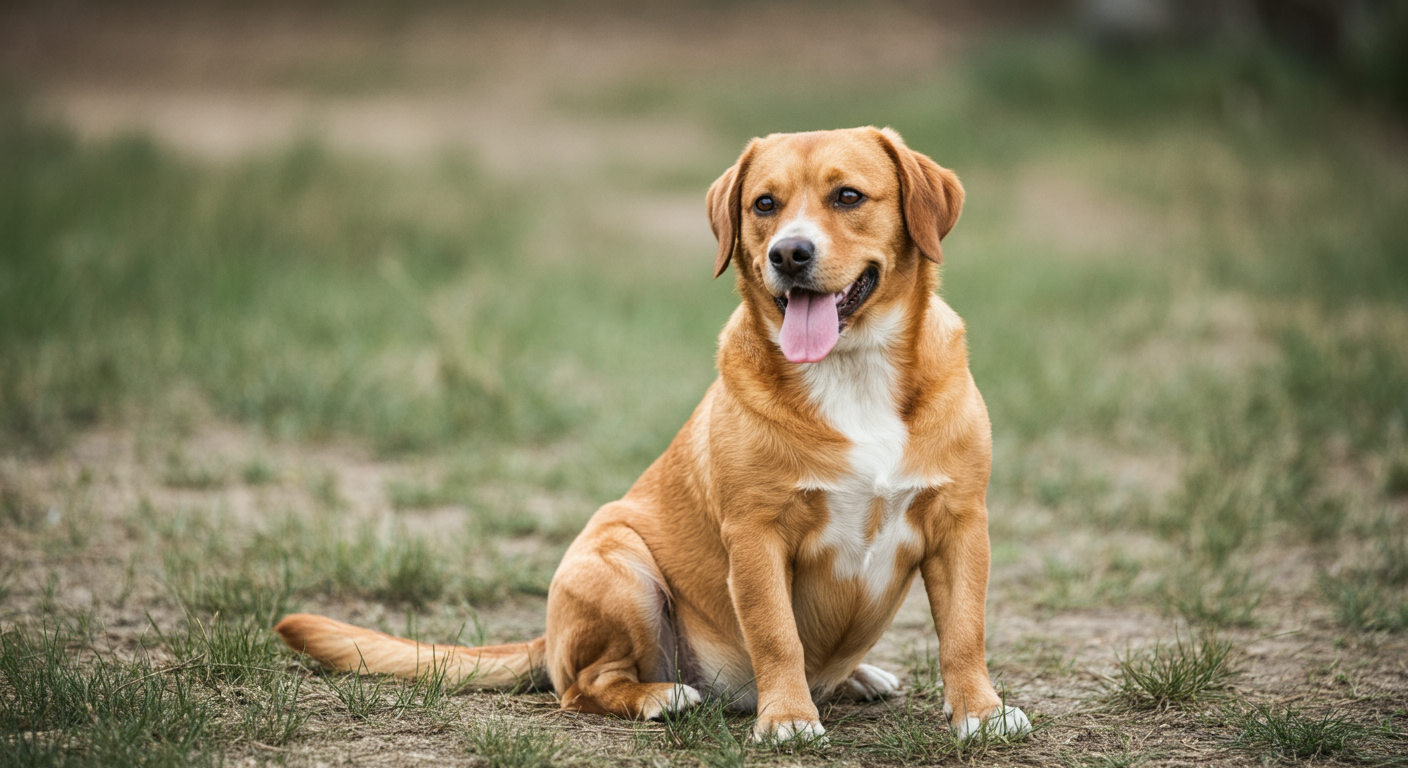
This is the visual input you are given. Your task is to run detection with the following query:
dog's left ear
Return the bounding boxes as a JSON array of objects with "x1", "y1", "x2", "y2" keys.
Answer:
[
  {"x1": 706, "y1": 140, "x2": 757, "y2": 278},
  {"x1": 875, "y1": 127, "x2": 964, "y2": 263}
]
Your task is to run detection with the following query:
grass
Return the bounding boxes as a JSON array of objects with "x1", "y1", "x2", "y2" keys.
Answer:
[
  {"x1": 237, "y1": 672, "x2": 310, "y2": 745},
  {"x1": 1103, "y1": 633, "x2": 1241, "y2": 711},
  {"x1": 0, "y1": 619, "x2": 219, "y2": 768},
  {"x1": 1163, "y1": 565, "x2": 1265, "y2": 629},
  {"x1": 869, "y1": 698, "x2": 958, "y2": 763},
  {"x1": 1319, "y1": 524, "x2": 1408, "y2": 633},
  {"x1": 1060, "y1": 741, "x2": 1151, "y2": 768},
  {"x1": 149, "y1": 490, "x2": 554, "y2": 617},
  {"x1": 3, "y1": 7, "x2": 1408, "y2": 767},
  {"x1": 900, "y1": 644, "x2": 943, "y2": 701},
  {"x1": 863, "y1": 695, "x2": 1028, "y2": 763},
  {"x1": 1228, "y1": 704, "x2": 1359, "y2": 760},
  {"x1": 1222, "y1": 703, "x2": 1399, "y2": 762},
  {"x1": 325, "y1": 668, "x2": 392, "y2": 719},
  {"x1": 464, "y1": 717, "x2": 564, "y2": 768},
  {"x1": 239, "y1": 457, "x2": 278, "y2": 486},
  {"x1": 157, "y1": 612, "x2": 288, "y2": 687}
]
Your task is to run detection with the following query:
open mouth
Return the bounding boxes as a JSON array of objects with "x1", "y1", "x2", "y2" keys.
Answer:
[
  {"x1": 772, "y1": 264, "x2": 879, "y2": 324},
  {"x1": 772, "y1": 265, "x2": 879, "y2": 364}
]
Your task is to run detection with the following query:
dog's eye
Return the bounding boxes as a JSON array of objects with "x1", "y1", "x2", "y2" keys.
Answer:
[
  {"x1": 836, "y1": 188, "x2": 864, "y2": 206},
  {"x1": 753, "y1": 195, "x2": 775, "y2": 213}
]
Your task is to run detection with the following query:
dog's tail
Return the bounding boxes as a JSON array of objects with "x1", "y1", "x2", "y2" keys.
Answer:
[{"x1": 274, "y1": 613, "x2": 549, "y2": 689}]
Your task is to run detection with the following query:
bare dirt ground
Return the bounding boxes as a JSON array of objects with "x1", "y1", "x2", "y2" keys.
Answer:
[{"x1": 3, "y1": 3, "x2": 1406, "y2": 766}]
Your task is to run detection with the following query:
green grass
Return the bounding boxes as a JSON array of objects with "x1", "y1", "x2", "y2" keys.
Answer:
[
  {"x1": 900, "y1": 644, "x2": 943, "y2": 701},
  {"x1": 0, "y1": 619, "x2": 218, "y2": 768},
  {"x1": 325, "y1": 668, "x2": 393, "y2": 719},
  {"x1": 862, "y1": 695, "x2": 1027, "y2": 763},
  {"x1": 1319, "y1": 519, "x2": 1408, "y2": 632},
  {"x1": 642, "y1": 694, "x2": 750, "y2": 754},
  {"x1": 1060, "y1": 743, "x2": 1151, "y2": 768},
  {"x1": 464, "y1": 717, "x2": 565, "y2": 768},
  {"x1": 0, "y1": 124, "x2": 579, "y2": 458},
  {"x1": 237, "y1": 671, "x2": 309, "y2": 745},
  {"x1": 145, "y1": 474, "x2": 558, "y2": 615},
  {"x1": 869, "y1": 698, "x2": 959, "y2": 763},
  {"x1": 158, "y1": 612, "x2": 287, "y2": 686},
  {"x1": 0, "y1": 614, "x2": 320, "y2": 764},
  {"x1": 1103, "y1": 633, "x2": 1241, "y2": 711},
  {"x1": 1163, "y1": 565, "x2": 1264, "y2": 629},
  {"x1": 1225, "y1": 704, "x2": 1377, "y2": 762},
  {"x1": 239, "y1": 457, "x2": 278, "y2": 486}
]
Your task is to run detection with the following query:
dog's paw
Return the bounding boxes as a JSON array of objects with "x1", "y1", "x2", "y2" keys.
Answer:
[
  {"x1": 954, "y1": 705, "x2": 1031, "y2": 741},
  {"x1": 840, "y1": 663, "x2": 900, "y2": 701},
  {"x1": 749, "y1": 717, "x2": 828, "y2": 747},
  {"x1": 641, "y1": 684, "x2": 702, "y2": 720}
]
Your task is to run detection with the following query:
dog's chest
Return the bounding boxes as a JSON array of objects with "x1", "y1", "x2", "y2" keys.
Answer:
[{"x1": 798, "y1": 344, "x2": 937, "y2": 598}]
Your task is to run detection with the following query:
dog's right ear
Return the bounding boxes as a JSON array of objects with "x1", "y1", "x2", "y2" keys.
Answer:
[{"x1": 706, "y1": 141, "x2": 757, "y2": 278}]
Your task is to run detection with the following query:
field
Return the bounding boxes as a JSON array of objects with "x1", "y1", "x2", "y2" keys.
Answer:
[{"x1": 2, "y1": 3, "x2": 1407, "y2": 766}]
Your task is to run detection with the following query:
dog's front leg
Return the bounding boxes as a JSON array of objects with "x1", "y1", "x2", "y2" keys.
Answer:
[
  {"x1": 920, "y1": 505, "x2": 1031, "y2": 740},
  {"x1": 722, "y1": 523, "x2": 824, "y2": 744}
]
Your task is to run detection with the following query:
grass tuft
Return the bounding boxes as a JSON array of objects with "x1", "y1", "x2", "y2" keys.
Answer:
[
  {"x1": 1226, "y1": 703, "x2": 1367, "y2": 761},
  {"x1": 1164, "y1": 565, "x2": 1264, "y2": 628},
  {"x1": 646, "y1": 694, "x2": 745, "y2": 752},
  {"x1": 1320, "y1": 526, "x2": 1408, "y2": 632},
  {"x1": 167, "y1": 564, "x2": 296, "y2": 628},
  {"x1": 1386, "y1": 455, "x2": 1408, "y2": 497},
  {"x1": 866, "y1": 695, "x2": 1026, "y2": 763},
  {"x1": 464, "y1": 717, "x2": 564, "y2": 768},
  {"x1": 325, "y1": 669, "x2": 392, "y2": 720},
  {"x1": 1060, "y1": 743, "x2": 1150, "y2": 768},
  {"x1": 1103, "y1": 632, "x2": 1240, "y2": 711},
  {"x1": 870, "y1": 699, "x2": 959, "y2": 763},
  {"x1": 236, "y1": 672, "x2": 309, "y2": 745},
  {"x1": 239, "y1": 458, "x2": 277, "y2": 486},
  {"x1": 389, "y1": 654, "x2": 456, "y2": 719},
  {"x1": 900, "y1": 644, "x2": 943, "y2": 701},
  {"x1": 161, "y1": 453, "x2": 228, "y2": 490},
  {"x1": 1320, "y1": 575, "x2": 1408, "y2": 633},
  {"x1": 156, "y1": 611, "x2": 287, "y2": 688},
  {"x1": 0, "y1": 618, "x2": 218, "y2": 767}
]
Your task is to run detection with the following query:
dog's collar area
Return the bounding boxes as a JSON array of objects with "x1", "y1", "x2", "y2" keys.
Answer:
[{"x1": 773, "y1": 265, "x2": 879, "y2": 326}]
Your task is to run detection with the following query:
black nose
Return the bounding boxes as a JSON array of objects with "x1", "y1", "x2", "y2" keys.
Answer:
[{"x1": 768, "y1": 237, "x2": 814, "y2": 277}]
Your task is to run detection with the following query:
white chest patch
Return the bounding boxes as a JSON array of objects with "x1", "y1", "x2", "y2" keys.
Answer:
[{"x1": 798, "y1": 310, "x2": 944, "y2": 599}]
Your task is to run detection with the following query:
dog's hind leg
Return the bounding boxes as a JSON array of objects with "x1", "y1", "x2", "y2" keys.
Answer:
[{"x1": 545, "y1": 512, "x2": 701, "y2": 720}]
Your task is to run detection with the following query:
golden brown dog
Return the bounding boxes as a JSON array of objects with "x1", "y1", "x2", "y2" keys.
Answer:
[{"x1": 276, "y1": 126, "x2": 1030, "y2": 743}]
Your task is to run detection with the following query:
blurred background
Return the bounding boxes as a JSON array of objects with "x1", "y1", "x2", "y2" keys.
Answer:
[{"x1": 1, "y1": 1, "x2": 1407, "y2": 763}]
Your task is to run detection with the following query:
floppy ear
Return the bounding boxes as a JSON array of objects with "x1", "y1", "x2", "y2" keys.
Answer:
[
  {"x1": 876, "y1": 127, "x2": 964, "y2": 263},
  {"x1": 706, "y1": 141, "x2": 757, "y2": 278}
]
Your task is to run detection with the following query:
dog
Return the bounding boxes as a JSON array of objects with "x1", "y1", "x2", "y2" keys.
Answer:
[{"x1": 276, "y1": 126, "x2": 1031, "y2": 743}]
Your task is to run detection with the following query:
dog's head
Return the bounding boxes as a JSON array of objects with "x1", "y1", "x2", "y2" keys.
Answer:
[{"x1": 707, "y1": 127, "x2": 963, "y2": 364}]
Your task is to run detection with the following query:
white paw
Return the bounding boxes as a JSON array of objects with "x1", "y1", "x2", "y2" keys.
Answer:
[
  {"x1": 955, "y1": 705, "x2": 1031, "y2": 741},
  {"x1": 842, "y1": 663, "x2": 900, "y2": 700},
  {"x1": 641, "y1": 684, "x2": 702, "y2": 719},
  {"x1": 750, "y1": 718, "x2": 828, "y2": 746}
]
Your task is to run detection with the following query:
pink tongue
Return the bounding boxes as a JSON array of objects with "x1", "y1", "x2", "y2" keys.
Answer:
[{"x1": 779, "y1": 289, "x2": 839, "y2": 363}]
